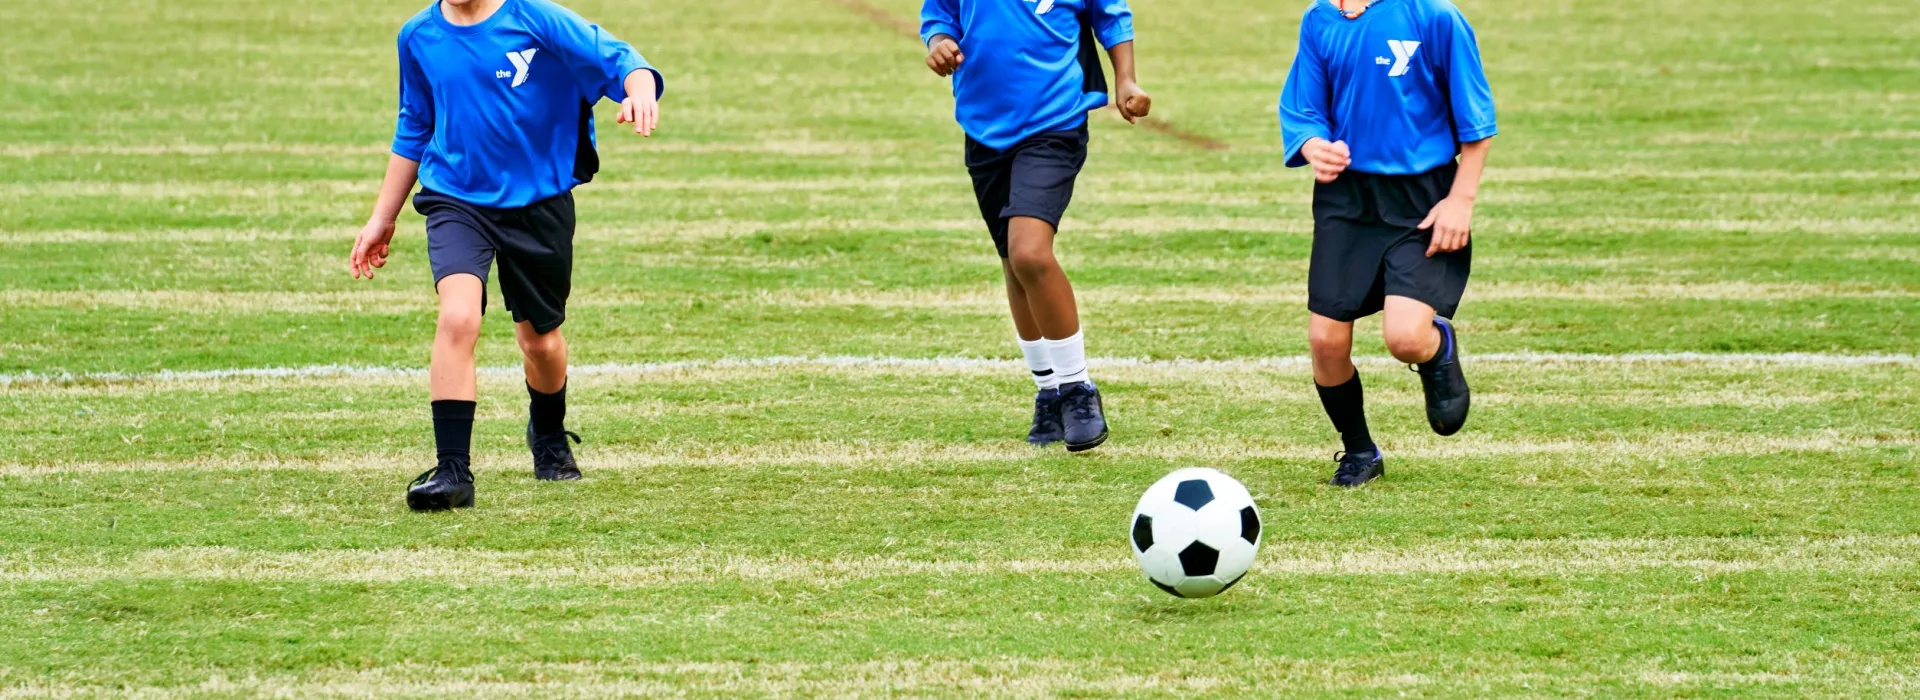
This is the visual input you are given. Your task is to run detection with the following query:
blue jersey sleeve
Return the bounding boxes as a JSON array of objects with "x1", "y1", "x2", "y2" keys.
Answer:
[
  {"x1": 920, "y1": 0, "x2": 960, "y2": 46},
  {"x1": 1434, "y1": 4, "x2": 1496, "y2": 142},
  {"x1": 1087, "y1": 0, "x2": 1135, "y2": 49},
  {"x1": 526, "y1": 0, "x2": 662, "y2": 103},
  {"x1": 1278, "y1": 14, "x2": 1332, "y2": 168},
  {"x1": 391, "y1": 27, "x2": 434, "y2": 162}
]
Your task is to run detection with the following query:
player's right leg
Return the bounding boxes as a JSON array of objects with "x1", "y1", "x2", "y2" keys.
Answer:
[
  {"x1": 1306, "y1": 171, "x2": 1393, "y2": 487},
  {"x1": 1310, "y1": 313, "x2": 1384, "y2": 487},
  {"x1": 1003, "y1": 260, "x2": 1065, "y2": 445},
  {"x1": 407, "y1": 189, "x2": 498, "y2": 512},
  {"x1": 410, "y1": 272, "x2": 484, "y2": 511}
]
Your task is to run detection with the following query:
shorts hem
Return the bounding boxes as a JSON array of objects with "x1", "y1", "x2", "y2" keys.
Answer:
[{"x1": 1307, "y1": 301, "x2": 1368, "y2": 323}]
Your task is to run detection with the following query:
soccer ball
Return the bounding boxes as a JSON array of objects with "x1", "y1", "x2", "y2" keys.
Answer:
[{"x1": 1130, "y1": 467, "x2": 1262, "y2": 598}]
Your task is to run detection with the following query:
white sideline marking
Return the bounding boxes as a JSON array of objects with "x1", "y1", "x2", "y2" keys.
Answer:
[{"x1": 2, "y1": 352, "x2": 1914, "y2": 386}]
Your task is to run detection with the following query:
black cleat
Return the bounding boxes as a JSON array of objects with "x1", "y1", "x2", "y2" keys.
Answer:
[
  {"x1": 1027, "y1": 387, "x2": 1065, "y2": 445},
  {"x1": 407, "y1": 460, "x2": 475, "y2": 511},
  {"x1": 1413, "y1": 316, "x2": 1471, "y2": 436},
  {"x1": 1058, "y1": 380, "x2": 1109, "y2": 452},
  {"x1": 528, "y1": 425, "x2": 583, "y2": 481},
  {"x1": 1327, "y1": 451, "x2": 1384, "y2": 488}
]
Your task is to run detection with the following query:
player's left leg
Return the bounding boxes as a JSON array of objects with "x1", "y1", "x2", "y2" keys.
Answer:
[
  {"x1": 516, "y1": 322, "x2": 580, "y2": 481},
  {"x1": 1383, "y1": 296, "x2": 1470, "y2": 436},
  {"x1": 495, "y1": 191, "x2": 583, "y2": 480}
]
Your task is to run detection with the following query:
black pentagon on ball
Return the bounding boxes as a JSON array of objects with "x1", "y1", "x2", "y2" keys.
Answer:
[
  {"x1": 1177, "y1": 541, "x2": 1219, "y2": 577},
  {"x1": 1131, "y1": 514, "x2": 1154, "y2": 552},
  {"x1": 1240, "y1": 506, "x2": 1260, "y2": 545},
  {"x1": 1172, "y1": 479, "x2": 1214, "y2": 511},
  {"x1": 1151, "y1": 579, "x2": 1186, "y2": 598},
  {"x1": 1218, "y1": 571, "x2": 1247, "y2": 594}
]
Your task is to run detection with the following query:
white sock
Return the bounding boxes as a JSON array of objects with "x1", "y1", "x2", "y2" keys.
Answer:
[
  {"x1": 1045, "y1": 331, "x2": 1089, "y2": 386},
  {"x1": 1018, "y1": 337, "x2": 1056, "y2": 390}
]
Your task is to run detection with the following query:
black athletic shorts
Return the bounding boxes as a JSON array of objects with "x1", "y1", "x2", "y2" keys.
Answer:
[
  {"x1": 414, "y1": 188, "x2": 576, "y2": 335},
  {"x1": 1308, "y1": 162, "x2": 1471, "y2": 322},
  {"x1": 964, "y1": 124, "x2": 1089, "y2": 258}
]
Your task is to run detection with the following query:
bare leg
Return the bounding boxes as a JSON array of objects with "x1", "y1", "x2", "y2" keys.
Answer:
[
  {"x1": 515, "y1": 322, "x2": 568, "y2": 393},
  {"x1": 1382, "y1": 295, "x2": 1442, "y2": 364},
  {"x1": 1001, "y1": 259, "x2": 1044, "y2": 342},
  {"x1": 430, "y1": 274, "x2": 484, "y2": 401},
  {"x1": 1308, "y1": 313, "x2": 1356, "y2": 386},
  {"x1": 1003, "y1": 216, "x2": 1079, "y2": 339}
]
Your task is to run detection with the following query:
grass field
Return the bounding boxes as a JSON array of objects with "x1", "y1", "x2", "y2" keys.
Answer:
[{"x1": 3, "y1": 0, "x2": 1919, "y2": 695}]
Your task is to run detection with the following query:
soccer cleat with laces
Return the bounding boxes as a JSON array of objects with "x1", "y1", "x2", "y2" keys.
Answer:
[
  {"x1": 406, "y1": 460, "x2": 475, "y2": 511},
  {"x1": 1057, "y1": 380, "x2": 1109, "y2": 452},
  {"x1": 1027, "y1": 387, "x2": 1065, "y2": 445},
  {"x1": 1327, "y1": 450, "x2": 1384, "y2": 488},
  {"x1": 1413, "y1": 316, "x2": 1471, "y2": 436},
  {"x1": 527, "y1": 425, "x2": 583, "y2": 481}
]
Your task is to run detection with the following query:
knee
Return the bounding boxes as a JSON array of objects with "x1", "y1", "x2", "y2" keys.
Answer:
[
  {"x1": 1006, "y1": 245, "x2": 1057, "y2": 282},
  {"x1": 1383, "y1": 325, "x2": 1436, "y2": 363},
  {"x1": 436, "y1": 308, "x2": 481, "y2": 345},
  {"x1": 518, "y1": 329, "x2": 564, "y2": 360},
  {"x1": 1309, "y1": 325, "x2": 1351, "y2": 359}
]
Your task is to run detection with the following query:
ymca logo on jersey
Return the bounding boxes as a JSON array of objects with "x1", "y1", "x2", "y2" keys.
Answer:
[
  {"x1": 1024, "y1": 0, "x2": 1056, "y2": 15},
  {"x1": 497, "y1": 48, "x2": 539, "y2": 88},
  {"x1": 1380, "y1": 40, "x2": 1419, "y2": 77}
]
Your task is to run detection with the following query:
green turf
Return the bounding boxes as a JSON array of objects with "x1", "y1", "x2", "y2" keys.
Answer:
[{"x1": 3, "y1": 0, "x2": 1919, "y2": 695}]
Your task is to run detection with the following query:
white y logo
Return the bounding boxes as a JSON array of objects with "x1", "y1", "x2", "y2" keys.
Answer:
[
  {"x1": 1029, "y1": 0, "x2": 1055, "y2": 15},
  {"x1": 1386, "y1": 40, "x2": 1420, "y2": 77},
  {"x1": 505, "y1": 48, "x2": 538, "y2": 88}
]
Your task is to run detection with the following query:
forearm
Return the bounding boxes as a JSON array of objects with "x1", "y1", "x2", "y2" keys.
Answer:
[
  {"x1": 1106, "y1": 40, "x2": 1136, "y2": 84},
  {"x1": 368, "y1": 154, "x2": 420, "y2": 224},
  {"x1": 1450, "y1": 137, "x2": 1492, "y2": 200}
]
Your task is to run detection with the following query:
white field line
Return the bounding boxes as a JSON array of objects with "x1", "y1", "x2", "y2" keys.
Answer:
[{"x1": 3, "y1": 352, "x2": 1916, "y2": 387}]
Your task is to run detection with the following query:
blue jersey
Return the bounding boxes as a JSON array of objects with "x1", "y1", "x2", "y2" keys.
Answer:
[
  {"x1": 921, "y1": 0, "x2": 1134, "y2": 150},
  {"x1": 1279, "y1": 0, "x2": 1496, "y2": 175},
  {"x1": 392, "y1": 0, "x2": 662, "y2": 208}
]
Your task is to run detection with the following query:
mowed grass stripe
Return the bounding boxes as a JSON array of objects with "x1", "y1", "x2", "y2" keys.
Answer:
[
  {"x1": 3, "y1": 433, "x2": 1905, "y2": 476},
  {"x1": 4, "y1": 281, "x2": 1917, "y2": 314},
  {"x1": 17, "y1": 658, "x2": 1900, "y2": 698},
  {"x1": 7, "y1": 536, "x2": 1918, "y2": 585}
]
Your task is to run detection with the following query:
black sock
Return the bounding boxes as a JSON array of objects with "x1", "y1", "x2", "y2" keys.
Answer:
[
  {"x1": 1315, "y1": 372, "x2": 1376, "y2": 455},
  {"x1": 432, "y1": 400, "x2": 476, "y2": 465},
  {"x1": 528, "y1": 381, "x2": 567, "y2": 436}
]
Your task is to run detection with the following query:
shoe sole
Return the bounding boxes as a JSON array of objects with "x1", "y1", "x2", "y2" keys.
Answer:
[
  {"x1": 534, "y1": 472, "x2": 583, "y2": 482},
  {"x1": 406, "y1": 490, "x2": 475, "y2": 512},
  {"x1": 1065, "y1": 429, "x2": 1109, "y2": 453}
]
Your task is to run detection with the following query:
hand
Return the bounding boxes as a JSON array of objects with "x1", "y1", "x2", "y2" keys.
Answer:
[
  {"x1": 349, "y1": 219, "x2": 395, "y2": 279},
  {"x1": 1420, "y1": 195, "x2": 1475, "y2": 257},
  {"x1": 617, "y1": 93, "x2": 658, "y2": 137},
  {"x1": 1114, "y1": 80, "x2": 1152, "y2": 123},
  {"x1": 926, "y1": 36, "x2": 963, "y2": 77},
  {"x1": 1302, "y1": 138, "x2": 1350, "y2": 183}
]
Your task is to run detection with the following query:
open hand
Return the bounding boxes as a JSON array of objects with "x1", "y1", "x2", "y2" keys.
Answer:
[
  {"x1": 1420, "y1": 195, "x2": 1475, "y2": 257},
  {"x1": 926, "y1": 36, "x2": 963, "y2": 77},
  {"x1": 1114, "y1": 80, "x2": 1152, "y2": 123},
  {"x1": 1302, "y1": 138, "x2": 1351, "y2": 183},
  {"x1": 349, "y1": 220, "x2": 395, "y2": 279},
  {"x1": 617, "y1": 93, "x2": 658, "y2": 137}
]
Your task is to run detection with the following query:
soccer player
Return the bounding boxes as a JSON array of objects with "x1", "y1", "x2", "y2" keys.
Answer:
[
  {"x1": 1279, "y1": 0, "x2": 1496, "y2": 486},
  {"x1": 921, "y1": 0, "x2": 1150, "y2": 452},
  {"x1": 346, "y1": 0, "x2": 663, "y2": 511}
]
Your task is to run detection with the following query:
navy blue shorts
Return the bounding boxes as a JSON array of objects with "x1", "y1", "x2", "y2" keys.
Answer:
[
  {"x1": 1308, "y1": 162, "x2": 1471, "y2": 322},
  {"x1": 964, "y1": 125, "x2": 1089, "y2": 258},
  {"x1": 414, "y1": 188, "x2": 576, "y2": 335}
]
